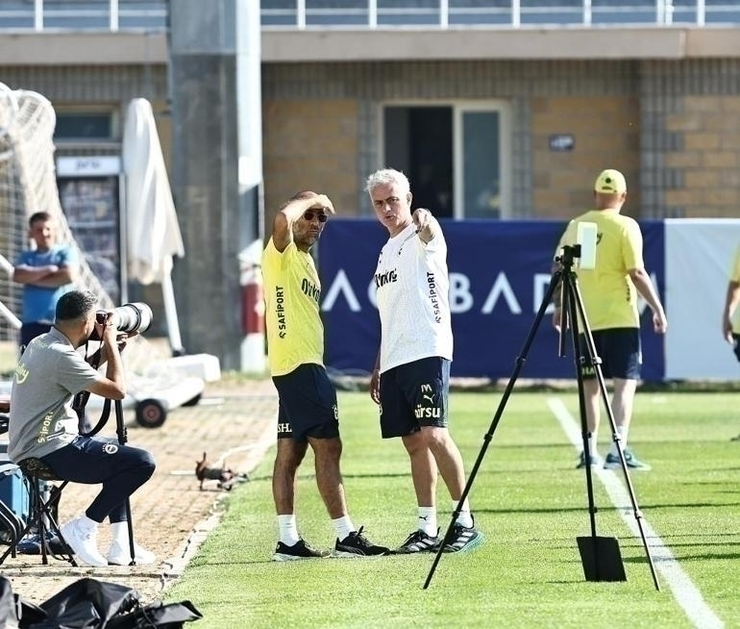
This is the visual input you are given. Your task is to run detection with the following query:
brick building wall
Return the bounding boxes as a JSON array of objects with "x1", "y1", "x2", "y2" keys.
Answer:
[
  {"x1": 531, "y1": 96, "x2": 641, "y2": 219},
  {"x1": 262, "y1": 60, "x2": 640, "y2": 221},
  {"x1": 3, "y1": 58, "x2": 738, "y2": 225},
  {"x1": 640, "y1": 60, "x2": 740, "y2": 219},
  {"x1": 665, "y1": 95, "x2": 740, "y2": 217},
  {"x1": 262, "y1": 98, "x2": 359, "y2": 224}
]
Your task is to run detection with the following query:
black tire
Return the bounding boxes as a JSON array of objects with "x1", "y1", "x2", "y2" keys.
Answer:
[
  {"x1": 181, "y1": 392, "x2": 202, "y2": 407},
  {"x1": 135, "y1": 399, "x2": 167, "y2": 428}
]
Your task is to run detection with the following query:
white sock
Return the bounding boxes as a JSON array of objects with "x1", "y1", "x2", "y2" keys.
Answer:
[
  {"x1": 332, "y1": 515, "x2": 355, "y2": 542},
  {"x1": 453, "y1": 499, "x2": 473, "y2": 528},
  {"x1": 278, "y1": 514, "x2": 300, "y2": 546},
  {"x1": 587, "y1": 433, "x2": 599, "y2": 457},
  {"x1": 418, "y1": 506, "x2": 437, "y2": 536},
  {"x1": 110, "y1": 521, "x2": 131, "y2": 546}
]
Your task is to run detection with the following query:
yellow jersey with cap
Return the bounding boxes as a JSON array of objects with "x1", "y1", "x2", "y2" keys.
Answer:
[
  {"x1": 729, "y1": 245, "x2": 740, "y2": 333},
  {"x1": 262, "y1": 238, "x2": 324, "y2": 376},
  {"x1": 558, "y1": 209, "x2": 643, "y2": 330}
]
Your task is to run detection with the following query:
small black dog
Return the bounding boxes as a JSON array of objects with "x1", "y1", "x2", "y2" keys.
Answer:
[{"x1": 195, "y1": 452, "x2": 249, "y2": 491}]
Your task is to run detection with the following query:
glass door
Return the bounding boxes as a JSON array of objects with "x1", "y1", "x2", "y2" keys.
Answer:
[{"x1": 455, "y1": 106, "x2": 510, "y2": 219}]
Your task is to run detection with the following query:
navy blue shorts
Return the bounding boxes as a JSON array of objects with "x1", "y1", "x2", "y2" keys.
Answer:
[
  {"x1": 378, "y1": 357, "x2": 450, "y2": 439},
  {"x1": 272, "y1": 363, "x2": 340, "y2": 441},
  {"x1": 578, "y1": 328, "x2": 641, "y2": 380},
  {"x1": 732, "y1": 334, "x2": 740, "y2": 362}
]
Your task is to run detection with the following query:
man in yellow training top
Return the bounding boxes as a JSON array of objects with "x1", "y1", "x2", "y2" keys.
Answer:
[
  {"x1": 553, "y1": 169, "x2": 668, "y2": 470},
  {"x1": 721, "y1": 244, "x2": 740, "y2": 440},
  {"x1": 262, "y1": 190, "x2": 389, "y2": 560}
]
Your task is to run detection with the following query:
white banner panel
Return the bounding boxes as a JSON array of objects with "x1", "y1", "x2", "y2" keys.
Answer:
[{"x1": 665, "y1": 219, "x2": 740, "y2": 380}]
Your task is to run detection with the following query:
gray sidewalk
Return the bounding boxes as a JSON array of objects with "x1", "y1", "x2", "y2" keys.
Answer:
[{"x1": 0, "y1": 378, "x2": 277, "y2": 606}]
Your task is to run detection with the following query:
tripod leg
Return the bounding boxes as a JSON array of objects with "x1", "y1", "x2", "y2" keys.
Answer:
[
  {"x1": 569, "y1": 272, "x2": 660, "y2": 590},
  {"x1": 114, "y1": 399, "x2": 138, "y2": 565},
  {"x1": 563, "y1": 271, "x2": 627, "y2": 582},
  {"x1": 563, "y1": 274, "x2": 600, "y2": 539},
  {"x1": 125, "y1": 498, "x2": 136, "y2": 565},
  {"x1": 423, "y1": 270, "x2": 564, "y2": 589}
]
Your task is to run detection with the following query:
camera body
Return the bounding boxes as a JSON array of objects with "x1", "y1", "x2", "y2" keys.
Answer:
[{"x1": 89, "y1": 302, "x2": 153, "y2": 341}]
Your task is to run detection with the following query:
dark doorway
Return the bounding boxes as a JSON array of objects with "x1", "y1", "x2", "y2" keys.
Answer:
[{"x1": 383, "y1": 106, "x2": 453, "y2": 218}]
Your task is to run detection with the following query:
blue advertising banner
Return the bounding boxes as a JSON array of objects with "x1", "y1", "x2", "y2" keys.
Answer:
[{"x1": 318, "y1": 219, "x2": 664, "y2": 381}]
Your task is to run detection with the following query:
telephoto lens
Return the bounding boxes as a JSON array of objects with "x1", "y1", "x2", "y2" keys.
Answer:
[
  {"x1": 89, "y1": 303, "x2": 153, "y2": 340},
  {"x1": 114, "y1": 302, "x2": 153, "y2": 335}
]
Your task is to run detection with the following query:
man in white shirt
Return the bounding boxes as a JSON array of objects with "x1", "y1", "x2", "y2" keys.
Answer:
[{"x1": 366, "y1": 168, "x2": 483, "y2": 555}]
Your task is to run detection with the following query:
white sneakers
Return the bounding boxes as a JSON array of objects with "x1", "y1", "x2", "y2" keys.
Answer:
[
  {"x1": 107, "y1": 540, "x2": 157, "y2": 566},
  {"x1": 60, "y1": 516, "x2": 157, "y2": 567},
  {"x1": 60, "y1": 517, "x2": 107, "y2": 567}
]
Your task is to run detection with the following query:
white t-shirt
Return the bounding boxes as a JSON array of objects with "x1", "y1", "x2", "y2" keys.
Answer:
[{"x1": 374, "y1": 223, "x2": 453, "y2": 373}]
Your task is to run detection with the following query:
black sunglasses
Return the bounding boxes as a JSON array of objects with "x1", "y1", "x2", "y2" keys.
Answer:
[{"x1": 303, "y1": 210, "x2": 328, "y2": 223}]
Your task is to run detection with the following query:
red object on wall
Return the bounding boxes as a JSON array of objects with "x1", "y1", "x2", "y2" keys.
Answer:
[{"x1": 241, "y1": 274, "x2": 264, "y2": 336}]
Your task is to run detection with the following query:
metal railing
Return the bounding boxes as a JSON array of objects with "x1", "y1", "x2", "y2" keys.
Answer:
[
  {"x1": 0, "y1": 0, "x2": 168, "y2": 32},
  {"x1": 260, "y1": 1, "x2": 740, "y2": 28},
  {"x1": 0, "y1": 0, "x2": 738, "y2": 32}
]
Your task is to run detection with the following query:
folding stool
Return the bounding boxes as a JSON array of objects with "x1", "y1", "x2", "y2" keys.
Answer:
[{"x1": 0, "y1": 458, "x2": 77, "y2": 566}]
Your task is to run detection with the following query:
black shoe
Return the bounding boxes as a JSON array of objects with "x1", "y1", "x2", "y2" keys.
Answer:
[
  {"x1": 333, "y1": 526, "x2": 390, "y2": 557},
  {"x1": 395, "y1": 529, "x2": 441, "y2": 554},
  {"x1": 272, "y1": 539, "x2": 326, "y2": 562},
  {"x1": 16, "y1": 532, "x2": 67, "y2": 556},
  {"x1": 443, "y1": 523, "x2": 484, "y2": 553}
]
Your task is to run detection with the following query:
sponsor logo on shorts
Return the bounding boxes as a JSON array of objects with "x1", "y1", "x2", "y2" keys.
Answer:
[
  {"x1": 420, "y1": 383, "x2": 434, "y2": 402},
  {"x1": 277, "y1": 422, "x2": 292, "y2": 434},
  {"x1": 415, "y1": 405, "x2": 441, "y2": 420},
  {"x1": 103, "y1": 443, "x2": 118, "y2": 455},
  {"x1": 416, "y1": 383, "x2": 441, "y2": 419}
]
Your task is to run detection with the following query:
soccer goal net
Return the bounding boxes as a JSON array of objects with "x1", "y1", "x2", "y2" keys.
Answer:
[{"x1": 0, "y1": 83, "x2": 158, "y2": 377}]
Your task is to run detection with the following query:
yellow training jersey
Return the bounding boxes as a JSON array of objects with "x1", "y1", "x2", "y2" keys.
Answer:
[
  {"x1": 558, "y1": 209, "x2": 643, "y2": 330},
  {"x1": 262, "y1": 238, "x2": 324, "y2": 376},
  {"x1": 729, "y1": 244, "x2": 740, "y2": 333}
]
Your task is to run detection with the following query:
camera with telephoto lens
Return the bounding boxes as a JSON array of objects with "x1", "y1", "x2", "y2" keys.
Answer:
[{"x1": 90, "y1": 302, "x2": 153, "y2": 340}]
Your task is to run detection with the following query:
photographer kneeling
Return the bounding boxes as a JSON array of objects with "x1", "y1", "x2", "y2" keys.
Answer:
[{"x1": 8, "y1": 290, "x2": 156, "y2": 567}]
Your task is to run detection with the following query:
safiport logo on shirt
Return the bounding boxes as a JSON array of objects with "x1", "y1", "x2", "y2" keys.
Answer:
[
  {"x1": 37, "y1": 411, "x2": 54, "y2": 443},
  {"x1": 426, "y1": 272, "x2": 442, "y2": 323},
  {"x1": 274, "y1": 285, "x2": 287, "y2": 338}
]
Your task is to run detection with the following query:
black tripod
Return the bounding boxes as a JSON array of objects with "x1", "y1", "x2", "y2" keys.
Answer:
[{"x1": 424, "y1": 244, "x2": 660, "y2": 591}]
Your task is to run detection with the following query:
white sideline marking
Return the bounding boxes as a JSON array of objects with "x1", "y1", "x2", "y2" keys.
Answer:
[{"x1": 547, "y1": 397, "x2": 724, "y2": 629}]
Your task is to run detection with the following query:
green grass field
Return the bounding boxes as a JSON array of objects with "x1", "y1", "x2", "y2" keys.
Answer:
[{"x1": 165, "y1": 390, "x2": 740, "y2": 629}]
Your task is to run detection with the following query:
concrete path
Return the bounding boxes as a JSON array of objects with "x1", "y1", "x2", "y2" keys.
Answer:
[{"x1": 0, "y1": 378, "x2": 277, "y2": 607}]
